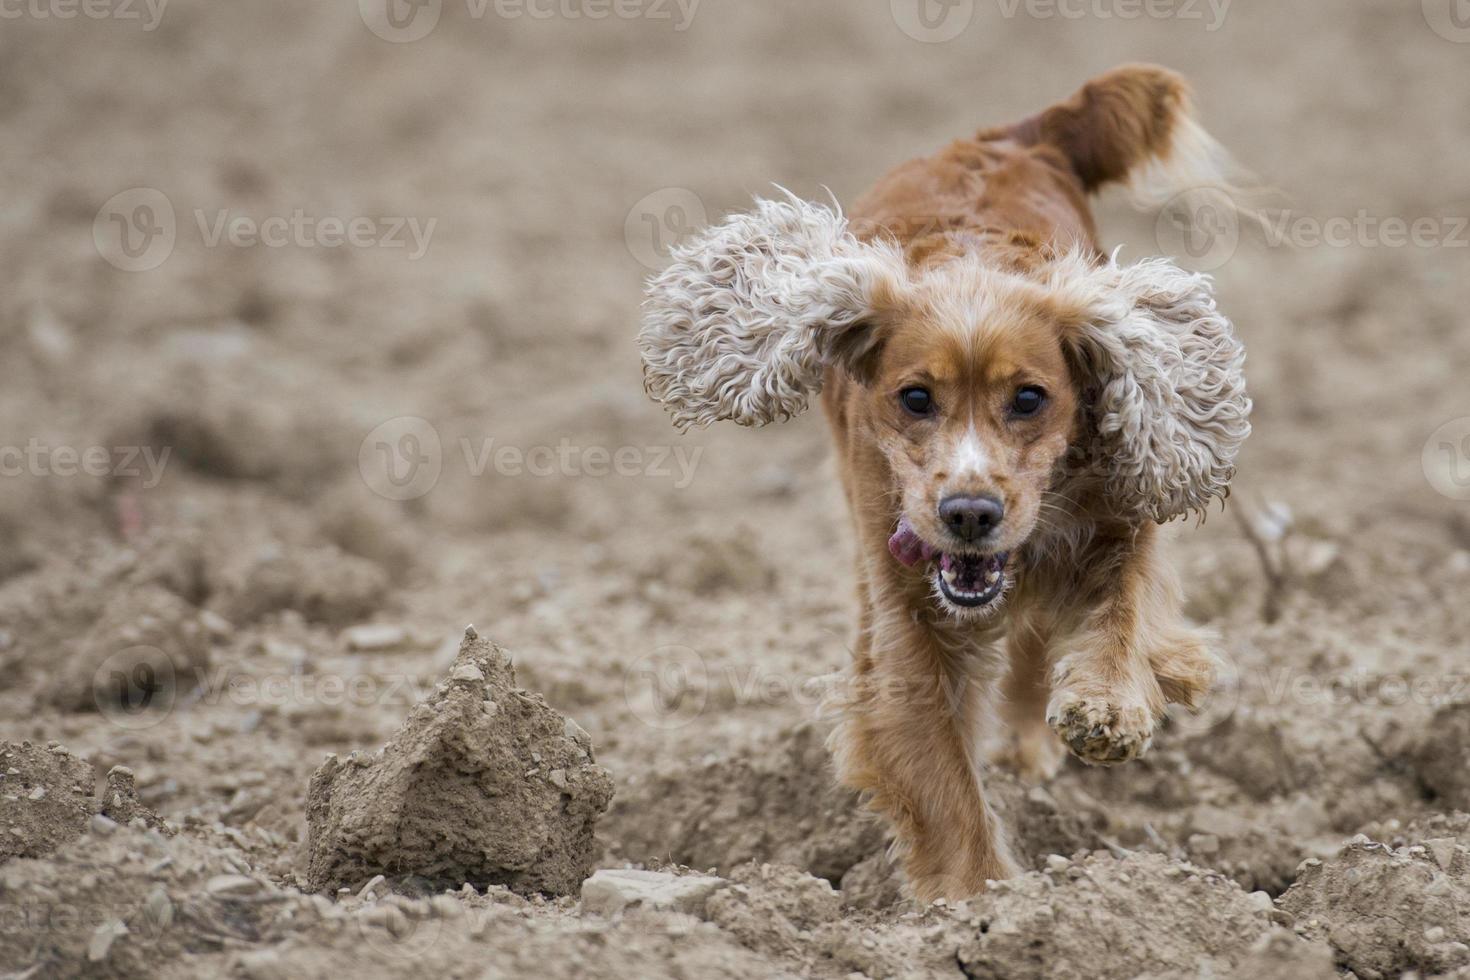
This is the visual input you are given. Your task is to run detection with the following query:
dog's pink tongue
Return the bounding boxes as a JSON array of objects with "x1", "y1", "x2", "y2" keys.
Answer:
[{"x1": 888, "y1": 517, "x2": 935, "y2": 568}]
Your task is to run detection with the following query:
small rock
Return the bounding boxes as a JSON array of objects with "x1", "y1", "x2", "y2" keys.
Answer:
[
  {"x1": 343, "y1": 624, "x2": 409, "y2": 652},
  {"x1": 87, "y1": 920, "x2": 128, "y2": 962},
  {"x1": 581, "y1": 869, "x2": 729, "y2": 916},
  {"x1": 1045, "y1": 855, "x2": 1071, "y2": 873},
  {"x1": 1187, "y1": 833, "x2": 1220, "y2": 857},
  {"x1": 450, "y1": 663, "x2": 485, "y2": 684},
  {"x1": 430, "y1": 895, "x2": 463, "y2": 919},
  {"x1": 206, "y1": 874, "x2": 262, "y2": 896},
  {"x1": 237, "y1": 948, "x2": 286, "y2": 980},
  {"x1": 1427, "y1": 926, "x2": 1448, "y2": 943},
  {"x1": 199, "y1": 610, "x2": 234, "y2": 639},
  {"x1": 90, "y1": 814, "x2": 118, "y2": 836},
  {"x1": 1425, "y1": 838, "x2": 1459, "y2": 872},
  {"x1": 144, "y1": 886, "x2": 174, "y2": 928}
]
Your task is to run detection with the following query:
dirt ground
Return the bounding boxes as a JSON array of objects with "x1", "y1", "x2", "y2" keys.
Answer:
[{"x1": 2, "y1": 1, "x2": 1470, "y2": 977}]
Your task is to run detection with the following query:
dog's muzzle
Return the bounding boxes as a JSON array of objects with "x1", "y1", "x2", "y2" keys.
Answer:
[{"x1": 888, "y1": 517, "x2": 1010, "y2": 610}]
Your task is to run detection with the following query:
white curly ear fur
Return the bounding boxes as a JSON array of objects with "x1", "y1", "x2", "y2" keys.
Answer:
[
  {"x1": 639, "y1": 195, "x2": 907, "y2": 430},
  {"x1": 1043, "y1": 249, "x2": 1251, "y2": 523}
]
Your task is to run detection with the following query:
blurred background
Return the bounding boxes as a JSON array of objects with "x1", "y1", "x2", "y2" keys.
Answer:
[{"x1": 2, "y1": 0, "x2": 1470, "y2": 972}]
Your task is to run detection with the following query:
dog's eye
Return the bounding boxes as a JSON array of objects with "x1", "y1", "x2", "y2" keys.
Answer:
[
  {"x1": 900, "y1": 387, "x2": 934, "y2": 417},
  {"x1": 1011, "y1": 385, "x2": 1046, "y2": 417}
]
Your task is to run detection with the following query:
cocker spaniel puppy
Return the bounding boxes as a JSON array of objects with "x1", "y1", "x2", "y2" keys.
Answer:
[{"x1": 638, "y1": 64, "x2": 1251, "y2": 900}]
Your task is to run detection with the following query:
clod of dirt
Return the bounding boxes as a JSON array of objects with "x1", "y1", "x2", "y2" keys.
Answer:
[
  {"x1": 1279, "y1": 833, "x2": 1470, "y2": 978},
  {"x1": 701, "y1": 863, "x2": 843, "y2": 959},
  {"x1": 41, "y1": 586, "x2": 210, "y2": 713},
  {"x1": 1411, "y1": 703, "x2": 1470, "y2": 809},
  {"x1": 0, "y1": 741, "x2": 98, "y2": 861},
  {"x1": 581, "y1": 868, "x2": 729, "y2": 916},
  {"x1": 0, "y1": 742, "x2": 162, "y2": 864},
  {"x1": 105, "y1": 334, "x2": 358, "y2": 496},
  {"x1": 955, "y1": 853, "x2": 1278, "y2": 980},
  {"x1": 305, "y1": 628, "x2": 614, "y2": 897},
  {"x1": 205, "y1": 541, "x2": 389, "y2": 628}
]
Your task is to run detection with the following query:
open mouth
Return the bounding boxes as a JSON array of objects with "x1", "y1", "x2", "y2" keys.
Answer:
[
  {"x1": 888, "y1": 517, "x2": 1010, "y2": 610},
  {"x1": 934, "y1": 551, "x2": 1008, "y2": 607}
]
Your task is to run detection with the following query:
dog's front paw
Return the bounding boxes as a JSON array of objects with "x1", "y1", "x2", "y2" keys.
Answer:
[{"x1": 1045, "y1": 690, "x2": 1155, "y2": 766}]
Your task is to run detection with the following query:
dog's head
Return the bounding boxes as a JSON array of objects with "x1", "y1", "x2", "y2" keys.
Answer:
[{"x1": 640, "y1": 196, "x2": 1250, "y2": 616}]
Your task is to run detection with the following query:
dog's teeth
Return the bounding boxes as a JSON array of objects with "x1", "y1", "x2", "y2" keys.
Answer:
[
  {"x1": 941, "y1": 567, "x2": 956, "y2": 584},
  {"x1": 985, "y1": 570, "x2": 999, "y2": 585}
]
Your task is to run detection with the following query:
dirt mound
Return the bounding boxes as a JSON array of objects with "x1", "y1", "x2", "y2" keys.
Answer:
[
  {"x1": 305, "y1": 629, "x2": 614, "y2": 897},
  {"x1": 42, "y1": 586, "x2": 210, "y2": 714},
  {"x1": 955, "y1": 852, "x2": 1282, "y2": 980},
  {"x1": 1410, "y1": 703, "x2": 1470, "y2": 810},
  {"x1": 0, "y1": 741, "x2": 161, "y2": 863},
  {"x1": 204, "y1": 540, "x2": 389, "y2": 629},
  {"x1": 1279, "y1": 831, "x2": 1470, "y2": 977},
  {"x1": 0, "y1": 742, "x2": 99, "y2": 861}
]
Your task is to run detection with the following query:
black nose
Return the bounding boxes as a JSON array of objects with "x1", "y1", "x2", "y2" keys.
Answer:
[{"x1": 938, "y1": 495, "x2": 1004, "y2": 541}]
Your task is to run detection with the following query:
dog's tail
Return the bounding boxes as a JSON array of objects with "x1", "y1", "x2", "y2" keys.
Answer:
[{"x1": 1008, "y1": 64, "x2": 1244, "y2": 209}]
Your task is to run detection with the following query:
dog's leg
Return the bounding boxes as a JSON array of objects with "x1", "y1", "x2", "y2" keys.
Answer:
[
  {"x1": 997, "y1": 614, "x2": 1066, "y2": 783},
  {"x1": 1045, "y1": 529, "x2": 1216, "y2": 765},
  {"x1": 833, "y1": 612, "x2": 1016, "y2": 900}
]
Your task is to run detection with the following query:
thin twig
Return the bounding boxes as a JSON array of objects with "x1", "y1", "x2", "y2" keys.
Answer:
[{"x1": 1231, "y1": 500, "x2": 1288, "y2": 623}]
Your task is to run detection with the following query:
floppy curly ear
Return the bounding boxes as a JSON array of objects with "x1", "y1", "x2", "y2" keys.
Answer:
[
  {"x1": 1044, "y1": 250, "x2": 1251, "y2": 523},
  {"x1": 638, "y1": 195, "x2": 906, "y2": 430}
]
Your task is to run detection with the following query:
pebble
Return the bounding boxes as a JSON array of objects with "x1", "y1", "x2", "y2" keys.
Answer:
[
  {"x1": 430, "y1": 895, "x2": 464, "y2": 919},
  {"x1": 206, "y1": 875, "x2": 262, "y2": 896},
  {"x1": 451, "y1": 663, "x2": 485, "y2": 684},
  {"x1": 1425, "y1": 838, "x2": 1459, "y2": 871},
  {"x1": 87, "y1": 920, "x2": 128, "y2": 962},
  {"x1": 90, "y1": 814, "x2": 119, "y2": 836},
  {"x1": 237, "y1": 948, "x2": 286, "y2": 980},
  {"x1": 1187, "y1": 834, "x2": 1220, "y2": 857},
  {"x1": 581, "y1": 869, "x2": 729, "y2": 917},
  {"x1": 343, "y1": 624, "x2": 409, "y2": 652},
  {"x1": 1045, "y1": 855, "x2": 1071, "y2": 873},
  {"x1": 1427, "y1": 926, "x2": 1447, "y2": 943},
  {"x1": 144, "y1": 887, "x2": 174, "y2": 927}
]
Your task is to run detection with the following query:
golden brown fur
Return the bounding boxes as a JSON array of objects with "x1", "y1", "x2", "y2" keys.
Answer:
[
  {"x1": 637, "y1": 63, "x2": 1251, "y2": 902},
  {"x1": 821, "y1": 65, "x2": 1221, "y2": 899}
]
